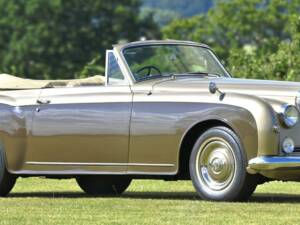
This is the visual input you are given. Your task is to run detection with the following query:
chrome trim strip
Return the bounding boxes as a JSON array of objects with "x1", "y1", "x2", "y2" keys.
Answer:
[
  {"x1": 10, "y1": 170, "x2": 177, "y2": 176},
  {"x1": 26, "y1": 161, "x2": 174, "y2": 167},
  {"x1": 248, "y1": 156, "x2": 300, "y2": 171},
  {"x1": 114, "y1": 40, "x2": 210, "y2": 51}
]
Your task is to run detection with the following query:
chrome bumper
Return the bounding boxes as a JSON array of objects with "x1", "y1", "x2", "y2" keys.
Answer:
[{"x1": 248, "y1": 156, "x2": 300, "y2": 172}]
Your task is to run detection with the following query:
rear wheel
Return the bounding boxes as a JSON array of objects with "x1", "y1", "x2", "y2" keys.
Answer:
[
  {"x1": 76, "y1": 176, "x2": 131, "y2": 196},
  {"x1": 0, "y1": 148, "x2": 16, "y2": 197},
  {"x1": 189, "y1": 126, "x2": 257, "y2": 201}
]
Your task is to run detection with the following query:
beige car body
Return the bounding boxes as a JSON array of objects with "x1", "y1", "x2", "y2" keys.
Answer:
[{"x1": 1, "y1": 40, "x2": 300, "y2": 181}]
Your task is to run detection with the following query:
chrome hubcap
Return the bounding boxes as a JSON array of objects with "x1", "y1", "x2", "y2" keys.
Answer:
[{"x1": 196, "y1": 138, "x2": 236, "y2": 191}]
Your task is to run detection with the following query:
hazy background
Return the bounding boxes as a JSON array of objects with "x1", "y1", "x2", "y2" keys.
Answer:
[{"x1": 0, "y1": 0, "x2": 299, "y2": 81}]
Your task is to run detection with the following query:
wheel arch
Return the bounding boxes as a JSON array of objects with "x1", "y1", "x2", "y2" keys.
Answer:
[
  {"x1": 177, "y1": 111, "x2": 258, "y2": 179},
  {"x1": 177, "y1": 119, "x2": 233, "y2": 179}
]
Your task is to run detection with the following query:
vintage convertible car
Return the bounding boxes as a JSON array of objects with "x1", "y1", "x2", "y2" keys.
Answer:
[{"x1": 0, "y1": 40, "x2": 300, "y2": 201}]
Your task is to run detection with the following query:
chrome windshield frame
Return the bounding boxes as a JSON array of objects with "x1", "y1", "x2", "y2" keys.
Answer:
[{"x1": 114, "y1": 40, "x2": 232, "y2": 84}]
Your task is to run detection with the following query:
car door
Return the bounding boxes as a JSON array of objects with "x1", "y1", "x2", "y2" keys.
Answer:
[{"x1": 25, "y1": 50, "x2": 132, "y2": 173}]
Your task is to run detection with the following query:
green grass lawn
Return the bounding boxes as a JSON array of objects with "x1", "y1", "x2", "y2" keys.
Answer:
[{"x1": 0, "y1": 178, "x2": 300, "y2": 225}]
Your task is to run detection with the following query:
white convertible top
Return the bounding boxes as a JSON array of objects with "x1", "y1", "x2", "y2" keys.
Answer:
[{"x1": 0, "y1": 74, "x2": 105, "y2": 89}]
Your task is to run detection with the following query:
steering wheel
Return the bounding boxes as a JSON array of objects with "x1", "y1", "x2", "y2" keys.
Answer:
[{"x1": 136, "y1": 66, "x2": 161, "y2": 77}]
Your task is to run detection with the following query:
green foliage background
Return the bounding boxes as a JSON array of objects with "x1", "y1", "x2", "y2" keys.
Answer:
[
  {"x1": 0, "y1": 0, "x2": 159, "y2": 79},
  {"x1": 163, "y1": 0, "x2": 300, "y2": 81},
  {"x1": 0, "y1": 0, "x2": 300, "y2": 81}
]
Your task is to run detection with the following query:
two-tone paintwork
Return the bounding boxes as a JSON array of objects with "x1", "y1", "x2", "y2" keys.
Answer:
[{"x1": 1, "y1": 40, "x2": 300, "y2": 181}]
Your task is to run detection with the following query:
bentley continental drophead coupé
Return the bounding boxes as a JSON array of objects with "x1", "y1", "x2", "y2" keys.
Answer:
[{"x1": 0, "y1": 40, "x2": 300, "y2": 201}]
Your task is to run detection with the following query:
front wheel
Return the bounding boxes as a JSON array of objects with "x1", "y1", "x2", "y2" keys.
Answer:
[
  {"x1": 76, "y1": 176, "x2": 131, "y2": 196},
  {"x1": 189, "y1": 126, "x2": 257, "y2": 201}
]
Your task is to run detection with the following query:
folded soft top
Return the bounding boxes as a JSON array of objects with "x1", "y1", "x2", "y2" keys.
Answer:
[{"x1": 0, "y1": 74, "x2": 105, "y2": 89}]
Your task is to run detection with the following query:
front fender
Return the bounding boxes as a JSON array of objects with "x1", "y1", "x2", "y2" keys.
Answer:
[
  {"x1": 221, "y1": 92, "x2": 279, "y2": 156},
  {"x1": 177, "y1": 92, "x2": 279, "y2": 159},
  {"x1": 179, "y1": 105, "x2": 258, "y2": 160}
]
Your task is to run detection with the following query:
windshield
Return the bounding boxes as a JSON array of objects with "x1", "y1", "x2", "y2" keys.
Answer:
[{"x1": 123, "y1": 44, "x2": 229, "y2": 81}]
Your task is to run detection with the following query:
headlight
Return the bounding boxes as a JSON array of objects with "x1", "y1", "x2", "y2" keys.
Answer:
[{"x1": 280, "y1": 104, "x2": 299, "y2": 128}]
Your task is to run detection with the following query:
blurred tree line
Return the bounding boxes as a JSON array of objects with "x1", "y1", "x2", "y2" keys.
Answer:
[
  {"x1": 1, "y1": 0, "x2": 300, "y2": 81},
  {"x1": 163, "y1": 0, "x2": 300, "y2": 81},
  {"x1": 0, "y1": 0, "x2": 159, "y2": 79}
]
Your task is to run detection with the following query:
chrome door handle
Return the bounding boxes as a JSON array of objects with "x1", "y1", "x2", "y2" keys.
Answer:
[{"x1": 37, "y1": 99, "x2": 51, "y2": 104}]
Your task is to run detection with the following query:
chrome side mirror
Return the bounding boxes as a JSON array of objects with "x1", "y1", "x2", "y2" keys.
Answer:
[{"x1": 209, "y1": 81, "x2": 225, "y2": 101}]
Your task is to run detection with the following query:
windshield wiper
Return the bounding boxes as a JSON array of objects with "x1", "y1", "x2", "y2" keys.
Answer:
[
  {"x1": 136, "y1": 71, "x2": 221, "y2": 82},
  {"x1": 158, "y1": 72, "x2": 221, "y2": 78},
  {"x1": 136, "y1": 73, "x2": 174, "y2": 81},
  {"x1": 182, "y1": 72, "x2": 221, "y2": 77}
]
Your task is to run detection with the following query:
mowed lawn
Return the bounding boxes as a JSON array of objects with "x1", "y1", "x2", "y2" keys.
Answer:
[{"x1": 0, "y1": 178, "x2": 300, "y2": 225}]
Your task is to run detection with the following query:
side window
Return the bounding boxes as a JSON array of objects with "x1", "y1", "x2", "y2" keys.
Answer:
[{"x1": 106, "y1": 51, "x2": 127, "y2": 85}]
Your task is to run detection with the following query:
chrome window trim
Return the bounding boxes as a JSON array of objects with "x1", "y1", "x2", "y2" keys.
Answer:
[
  {"x1": 104, "y1": 50, "x2": 112, "y2": 86},
  {"x1": 105, "y1": 50, "x2": 132, "y2": 86},
  {"x1": 112, "y1": 48, "x2": 135, "y2": 86}
]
